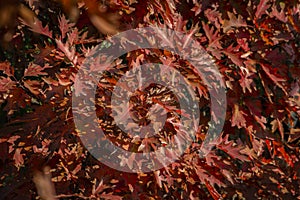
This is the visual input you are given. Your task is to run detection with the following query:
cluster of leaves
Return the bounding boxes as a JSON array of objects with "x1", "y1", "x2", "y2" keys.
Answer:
[{"x1": 0, "y1": 0, "x2": 299, "y2": 199}]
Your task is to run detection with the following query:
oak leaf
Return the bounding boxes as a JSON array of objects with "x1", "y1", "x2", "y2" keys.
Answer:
[{"x1": 222, "y1": 12, "x2": 247, "y2": 32}]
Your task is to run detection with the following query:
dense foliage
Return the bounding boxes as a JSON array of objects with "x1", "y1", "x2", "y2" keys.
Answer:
[{"x1": 0, "y1": 0, "x2": 299, "y2": 199}]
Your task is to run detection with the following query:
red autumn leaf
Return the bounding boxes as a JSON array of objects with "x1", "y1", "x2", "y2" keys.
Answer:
[
  {"x1": 260, "y1": 63, "x2": 287, "y2": 94},
  {"x1": 7, "y1": 135, "x2": 21, "y2": 144},
  {"x1": 194, "y1": 165, "x2": 224, "y2": 187},
  {"x1": 239, "y1": 71, "x2": 254, "y2": 93},
  {"x1": 272, "y1": 141, "x2": 294, "y2": 167},
  {"x1": 92, "y1": 179, "x2": 110, "y2": 195},
  {"x1": 33, "y1": 43, "x2": 56, "y2": 65},
  {"x1": 1, "y1": 1, "x2": 300, "y2": 199},
  {"x1": 269, "y1": 5, "x2": 288, "y2": 23},
  {"x1": 271, "y1": 119, "x2": 284, "y2": 139},
  {"x1": 0, "y1": 77, "x2": 16, "y2": 92},
  {"x1": 204, "y1": 179, "x2": 222, "y2": 200},
  {"x1": 202, "y1": 21, "x2": 220, "y2": 44},
  {"x1": 222, "y1": 44, "x2": 244, "y2": 66},
  {"x1": 204, "y1": 7, "x2": 222, "y2": 29},
  {"x1": 217, "y1": 135, "x2": 250, "y2": 161},
  {"x1": 23, "y1": 79, "x2": 42, "y2": 95},
  {"x1": 58, "y1": 14, "x2": 75, "y2": 39},
  {"x1": 202, "y1": 21, "x2": 222, "y2": 59},
  {"x1": 20, "y1": 17, "x2": 53, "y2": 38},
  {"x1": 255, "y1": 0, "x2": 271, "y2": 19},
  {"x1": 154, "y1": 170, "x2": 163, "y2": 188},
  {"x1": 55, "y1": 39, "x2": 76, "y2": 63},
  {"x1": 191, "y1": 2, "x2": 202, "y2": 16},
  {"x1": 289, "y1": 80, "x2": 299, "y2": 97},
  {"x1": 13, "y1": 148, "x2": 24, "y2": 169},
  {"x1": 0, "y1": 62, "x2": 14, "y2": 76},
  {"x1": 138, "y1": 137, "x2": 158, "y2": 152},
  {"x1": 237, "y1": 38, "x2": 250, "y2": 51},
  {"x1": 66, "y1": 27, "x2": 79, "y2": 46},
  {"x1": 24, "y1": 63, "x2": 49, "y2": 77},
  {"x1": 231, "y1": 104, "x2": 247, "y2": 128}
]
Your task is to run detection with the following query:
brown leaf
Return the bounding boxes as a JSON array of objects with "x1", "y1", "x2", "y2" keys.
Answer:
[
  {"x1": 222, "y1": 12, "x2": 247, "y2": 32},
  {"x1": 13, "y1": 148, "x2": 24, "y2": 169}
]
